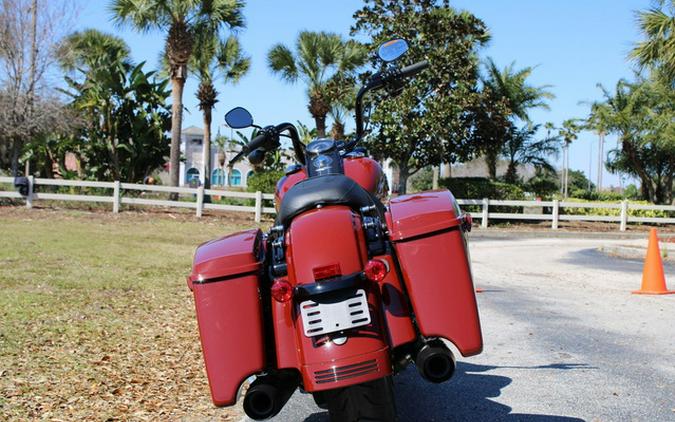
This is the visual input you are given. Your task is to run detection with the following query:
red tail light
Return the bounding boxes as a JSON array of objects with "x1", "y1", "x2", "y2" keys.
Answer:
[
  {"x1": 364, "y1": 259, "x2": 388, "y2": 282},
  {"x1": 312, "y1": 263, "x2": 342, "y2": 281},
  {"x1": 271, "y1": 279, "x2": 293, "y2": 302}
]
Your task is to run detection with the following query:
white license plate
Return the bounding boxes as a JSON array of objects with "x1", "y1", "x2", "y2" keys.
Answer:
[{"x1": 299, "y1": 289, "x2": 371, "y2": 337}]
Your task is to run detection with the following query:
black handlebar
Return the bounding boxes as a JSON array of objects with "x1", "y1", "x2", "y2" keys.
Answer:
[
  {"x1": 247, "y1": 133, "x2": 268, "y2": 153},
  {"x1": 353, "y1": 59, "x2": 430, "y2": 146},
  {"x1": 399, "y1": 60, "x2": 429, "y2": 79},
  {"x1": 229, "y1": 122, "x2": 306, "y2": 167}
]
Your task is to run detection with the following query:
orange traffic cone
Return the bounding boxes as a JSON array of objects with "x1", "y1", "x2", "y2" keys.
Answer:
[{"x1": 633, "y1": 228, "x2": 674, "y2": 295}]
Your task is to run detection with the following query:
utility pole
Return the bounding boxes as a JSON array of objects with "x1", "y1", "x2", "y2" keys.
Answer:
[{"x1": 597, "y1": 131, "x2": 604, "y2": 191}]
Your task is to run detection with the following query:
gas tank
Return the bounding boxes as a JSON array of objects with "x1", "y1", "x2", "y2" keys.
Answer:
[{"x1": 275, "y1": 156, "x2": 387, "y2": 209}]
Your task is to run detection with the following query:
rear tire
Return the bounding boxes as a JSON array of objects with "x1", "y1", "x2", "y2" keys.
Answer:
[{"x1": 324, "y1": 376, "x2": 396, "y2": 422}]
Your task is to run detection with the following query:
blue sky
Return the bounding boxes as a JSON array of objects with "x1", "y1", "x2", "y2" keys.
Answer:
[{"x1": 77, "y1": 0, "x2": 649, "y2": 188}]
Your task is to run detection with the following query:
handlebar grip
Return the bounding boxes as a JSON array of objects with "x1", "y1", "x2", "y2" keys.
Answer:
[
  {"x1": 247, "y1": 149, "x2": 265, "y2": 165},
  {"x1": 246, "y1": 133, "x2": 269, "y2": 153},
  {"x1": 399, "y1": 60, "x2": 429, "y2": 78}
]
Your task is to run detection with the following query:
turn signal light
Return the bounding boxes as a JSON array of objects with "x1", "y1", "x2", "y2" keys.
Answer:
[
  {"x1": 271, "y1": 279, "x2": 293, "y2": 302},
  {"x1": 364, "y1": 259, "x2": 388, "y2": 282}
]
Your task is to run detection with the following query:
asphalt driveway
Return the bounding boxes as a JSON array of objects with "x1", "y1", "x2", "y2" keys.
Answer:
[{"x1": 246, "y1": 237, "x2": 675, "y2": 421}]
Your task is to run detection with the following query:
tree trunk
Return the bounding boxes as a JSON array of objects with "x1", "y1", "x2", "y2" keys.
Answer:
[
  {"x1": 331, "y1": 121, "x2": 345, "y2": 140},
  {"x1": 440, "y1": 162, "x2": 451, "y2": 178},
  {"x1": 315, "y1": 115, "x2": 327, "y2": 138},
  {"x1": 202, "y1": 106, "x2": 212, "y2": 202},
  {"x1": 432, "y1": 166, "x2": 439, "y2": 189},
  {"x1": 10, "y1": 139, "x2": 20, "y2": 177},
  {"x1": 397, "y1": 162, "x2": 409, "y2": 195},
  {"x1": 170, "y1": 68, "x2": 187, "y2": 196},
  {"x1": 622, "y1": 137, "x2": 655, "y2": 202},
  {"x1": 485, "y1": 151, "x2": 498, "y2": 180},
  {"x1": 664, "y1": 167, "x2": 674, "y2": 205},
  {"x1": 504, "y1": 161, "x2": 518, "y2": 184}
]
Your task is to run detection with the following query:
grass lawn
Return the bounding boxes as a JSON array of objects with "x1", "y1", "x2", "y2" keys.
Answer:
[{"x1": 0, "y1": 207, "x2": 262, "y2": 420}]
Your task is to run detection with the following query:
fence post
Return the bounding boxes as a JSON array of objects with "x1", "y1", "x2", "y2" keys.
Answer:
[
  {"x1": 196, "y1": 186, "x2": 204, "y2": 218},
  {"x1": 481, "y1": 198, "x2": 489, "y2": 228},
  {"x1": 112, "y1": 181, "x2": 120, "y2": 213},
  {"x1": 255, "y1": 191, "x2": 263, "y2": 223},
  {"x1": 551, "y1": 199, "x2": 559, "y2": 230},
  {"x1": 26, "y1": 175, "x2": 34, "y2": 209},
  {"x1": 619, "y1": 200, "x2": 628, "y2": 232}
]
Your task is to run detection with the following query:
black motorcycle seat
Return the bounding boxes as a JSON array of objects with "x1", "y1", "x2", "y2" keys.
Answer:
[{"x1": 278, "y1": 174, "x2": 381, "y2": 225}]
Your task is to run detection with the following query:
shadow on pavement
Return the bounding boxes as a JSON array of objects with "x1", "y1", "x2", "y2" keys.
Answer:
[
  {"x1": 302, "y1": 362, "x2": 586, "y2": 422},
  {"x1": 560, "y1": 248, "x2": 645, "y2": 273}
]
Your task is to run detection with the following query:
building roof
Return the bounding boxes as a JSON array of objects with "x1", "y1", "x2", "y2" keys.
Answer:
[{"x1": 182, "y1": 126, "x2": 203, "y2": 136}]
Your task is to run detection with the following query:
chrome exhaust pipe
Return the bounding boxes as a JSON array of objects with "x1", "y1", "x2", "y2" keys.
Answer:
[
  {"x1": 414, "y1": 340, "x2": 456, "y2": 384},
  {"x1": 243, "y1": 372, "x2": 298, "y2": 420}
]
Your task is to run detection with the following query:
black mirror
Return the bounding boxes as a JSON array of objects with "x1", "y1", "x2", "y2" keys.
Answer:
[
  {"x1": 225, "y1": 107, "x2": 253, "y2": 129},
  {"x1": 377, "y1": 39, "x2": 408, "y2": 62}
]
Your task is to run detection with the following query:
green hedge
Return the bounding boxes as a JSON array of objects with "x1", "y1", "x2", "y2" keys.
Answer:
[
  {"x1": 439, "y1": 177, "x2": 526, "y2": 200},
  {"x1": 569, "y1": 189, "x2": 625, "y2": 201},
  {"x1": 561, "y1": 198, "x2": 670, "y2": 218},
  {"x1": 247, "y1": 170, "x2": 284, "y2": 195}
]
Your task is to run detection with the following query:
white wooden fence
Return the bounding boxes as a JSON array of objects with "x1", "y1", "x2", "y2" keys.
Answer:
[
  {"x1": 1, "y1": 176, "x2": 674, "y2": 230},
  {"x1": 457, "y1": 198, "x2": 675, "y2": 231},
  {"x1": 0, "y1": 176, "x2": 275, "y2": 222}
]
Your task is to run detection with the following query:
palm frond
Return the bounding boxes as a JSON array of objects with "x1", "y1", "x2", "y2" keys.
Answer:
[
  {"x1": 110, "y1": 0, "x2": 168, "y2": 31},
  {"x1": 268, "y1": 44, "x2": 298, "y2": 83}
]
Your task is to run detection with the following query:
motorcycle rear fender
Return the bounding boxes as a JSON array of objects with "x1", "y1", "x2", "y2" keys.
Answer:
[
  {"x1": 188, "y1": 229, "x2": 266, "y2": 406},
  {"x1": 273, "y1": 206, "x2": 392, "y2": 391},
  {"x1": 387, "y1": 190, "x2": 483, "y2": 356}
]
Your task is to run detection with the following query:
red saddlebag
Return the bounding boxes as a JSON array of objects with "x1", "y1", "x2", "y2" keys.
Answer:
[
  {"x1": 188, "y1": 229, "x2": 265, "y2": 406},
  {"x1": 387, "y1": 190, "x2": 483, "y2": 356}
]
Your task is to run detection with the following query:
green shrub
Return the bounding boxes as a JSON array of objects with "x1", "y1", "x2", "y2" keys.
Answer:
[
  {"x1": 561, "y1": 198, "x2": 669, "y2": 218},
  {"x1": 524, "y1": 173, "x2": 559, "y2": 199},
  {"x1": 623, "y1": 184, "x2": 640, "y2": 200},
  {"x1": 246, "y1": 170, "x2": 284, "y2": 194},
  {"x1": 409, "y1": 167, "x2": 434, "y2": 192},
  {"x1": 569, "y1": 189, "x2": 625, "y2": 201}
]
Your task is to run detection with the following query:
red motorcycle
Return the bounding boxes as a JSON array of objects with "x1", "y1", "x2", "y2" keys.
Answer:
[{"x1": 187, "y1": 39, "x2": 482, "y2": 421}]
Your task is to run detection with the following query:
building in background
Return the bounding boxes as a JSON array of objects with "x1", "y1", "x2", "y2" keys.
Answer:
[{"x1": 177, "y1": 126, "x2": 254, "y2": 188}]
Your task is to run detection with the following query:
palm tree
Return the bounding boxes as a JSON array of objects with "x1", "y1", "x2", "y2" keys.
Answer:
[
  {"x1": 629, "y1": 0, "x2": 675, "y2": 84},
  {"x1": 502, "y1": 124, "x2": 560, "y2": 184},
  {"x1": 481, "y1": 58, "x2": 555, "y2": 179},
  {"x1": 296, "y1": 121, "x2": 317, "y2": 144},
  {"x1": 190, "y1": 33, "x2": 249, "y2": 191},
  {"x1": 111, "y1": 0, "x2": 245, "y2": 191},
  {"x1": 558, "y1": 119, "x2": 581, "y2": 198},
  {"x1": 59, "y1": 29, "x2": 131, "y2": 72},
  {"x1": 482, "y1": 58, "x2": 555, "y2": 121},
  {"x1": 267, "y1": 31, "x2": 366, "y2": 138}
]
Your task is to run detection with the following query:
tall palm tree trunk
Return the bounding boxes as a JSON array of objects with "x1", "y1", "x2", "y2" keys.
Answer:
[
  {"x1": 202, "y1": 106, "x2": 212, "y2": 192},
  {"x1": 315, "y1": 115, "x2": 327, "y2": 138},
  {"x1": 485, "y1": 150, "x2": 498, "y2": 180},
  {"x1": 504, "y1": 162, "x2": 518, "y2": 184},
  {"x1": 169, "y1": 68, "x2": 186, "y2": 194},
  {"x1": 331, "y1": 120, "x2": 345, "y2": 140}
]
